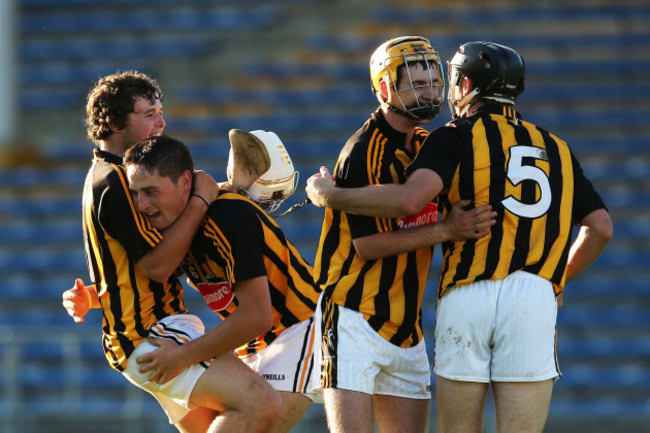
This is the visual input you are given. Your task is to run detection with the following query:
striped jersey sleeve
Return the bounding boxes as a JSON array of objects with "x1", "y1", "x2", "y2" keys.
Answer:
[{"x1": 181, "y1": 192, "x2": 320, "y2": 358}]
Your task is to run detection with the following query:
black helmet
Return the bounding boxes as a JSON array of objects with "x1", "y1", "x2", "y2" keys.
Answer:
[{"x1": 447, "y1": 41, "x2": 525, "y2": 108}]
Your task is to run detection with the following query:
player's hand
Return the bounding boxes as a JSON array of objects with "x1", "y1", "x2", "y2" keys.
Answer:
[
  {"x1": 62, "y1": 278, "x2": 92, "y2": 324},
  {"x1": 136, "y1": 337, "x2": 186, "y2": 384},
  {"x1": 193, "y1": 170, "x2": 219, "y2": 204},
  {"x1": 218, "y1": 181, "x2": 239, "y2": 193},
  {"x1": 557, "y1": 292, "x2": 563, "y2": 308},
  {"x1": 442, "y1": 200, "x2": 497, "y2": 241},
  {"x1": 306, "y1": 166, "x2": 336, "y2": 207}
]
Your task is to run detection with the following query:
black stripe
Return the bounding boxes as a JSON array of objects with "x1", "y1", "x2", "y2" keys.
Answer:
[
  {"x1": 525, "y1": 130, "x2": 562, "y2": 277},
  {"x1": 368, "y1": 256, "x2": 397, "y2": 332},
  {"x1": 268, "y1": 279, "x2": 299, "y2": 327},
  {"x1": 321, "y1": 297, "x2": 339, "y2": 389},
  {"x1": 389, "y1": 250, "x2": 421, "y2": 345},
  {"x1": 154, "y1": 321, "x2": 194, "y2": 341},
  {"x1": 262, "y1": 236, "x2": 318, "y2": 315},
  {"x1": 453, "y1": 124, "x2": 479, "y2": 284},
  {"x1": 343, "y1": 259, "x2": 375, "y2": 310},
  {"x1": 508, "y1": 125, "x2": 535, "y2": 273},
  {"x1": 292, "y1": 317, "x2": 314, "y2": 392},
  {"x1": 317, "y1": 210, "x2": 341, "y2": 288},
  {"x1": 302, "y1": 351, "x2": 315, "y2": 394},
  {"x1": 476, "y1": 115, "x2": 506, "y2": 281}
]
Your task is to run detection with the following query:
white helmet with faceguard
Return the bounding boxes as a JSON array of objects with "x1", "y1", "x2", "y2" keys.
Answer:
[
  {"x1": 370, "y1": 36, "x2": 445, "y2": 121},
  {"x1": 227, "y1": 130, "x2": 298, "y2": 214}
]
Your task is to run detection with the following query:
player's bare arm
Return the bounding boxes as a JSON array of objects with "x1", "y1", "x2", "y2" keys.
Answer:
[
  {"x1": 353, "y1": 200, "x2": 496, "y2": 260},
  {"x1": 564, "y1": 208, "x2": 613, "y2": 284},
  {"x1": 136, "y1": 275, "x2": 273, "y2": 384},
  {"x1": 137, "y1": 170, "x2": 218, "y2": 282},
  {"x1": 306, "y1": 166, "x2": 444, "y2": 218}
]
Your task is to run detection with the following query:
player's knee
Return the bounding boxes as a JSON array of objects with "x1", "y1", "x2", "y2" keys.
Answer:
[{"x1": 252, "y1": 387, "x2": 281, "y2": 428}]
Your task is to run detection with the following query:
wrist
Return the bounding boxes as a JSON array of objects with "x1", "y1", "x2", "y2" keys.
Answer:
[
  {"x1": 85, "y1": 286, "x2": 93, "y2": 307},
  {"x1": 191, "y1": 193, "x2": 210, "y2": 208}
]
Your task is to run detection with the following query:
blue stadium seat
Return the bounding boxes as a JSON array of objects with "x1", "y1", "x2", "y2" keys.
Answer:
[
  {"x1": 559, "y1": 336, "x2": 650, "y2": 360},
  {"x1": 0, "y1": 221, "x2": 79, "y2": 245},
  {"x1": 558, "y1": 306, "x2": 650, "y2": 328},
  {"x1": 0, "y1": 196, "x2": 80, "y2": 218},
  {"x1": 21, "y1": 8, "x2": 279, "y2": 34}
]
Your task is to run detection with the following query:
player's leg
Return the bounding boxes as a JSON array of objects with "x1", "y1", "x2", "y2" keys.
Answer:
[
  {"x1": 372, "y1": 335, "x2": 431, "y2": 433},
  {"x1": 241, "y1": 317, "x2": 319, "y2": 433},
  {"x1": 436, "y1": 376, "x2": 488, "y2": 433},
  {"x1": 489, "y1": 271, "x2": 559, "y2": 433},
  {"x1": 189, "y1": 351, "x2": 281, "y2": 433},
  {"x1": 491, "y1": 380, "x2": 553, "y2": 433},
  {"x1": 373, "y1": 394, "x2": 429, "y2": 433},
  {"x1": 432, "y1": 281, "x2": 498, "y2": 433},
  {"x1": 317, "y1": 300, "x2": 383, "y2": 433},
  {"x1": 323, "y1": 388, "x2": 374, "y2": 433},
  {"x1": 267, "y1": 391, "x2": 312, "y2": 433},
  {"x1": 175, "y1": 407, "x2": 220, "y2": 433}
]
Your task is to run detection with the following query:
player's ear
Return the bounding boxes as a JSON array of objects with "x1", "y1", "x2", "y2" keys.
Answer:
[
  {"x1": 461, "y1": 77, "x2": 474, "y2": 98},
  {"x1": 179, "y1": 170, "x2": 193, "y2": 191},
  {"x1": 107, "y1": 116, "x2": 123, "y2": 133},
  {"x1": 379, "y1": 79, "x2": 389, "y2": 102}
]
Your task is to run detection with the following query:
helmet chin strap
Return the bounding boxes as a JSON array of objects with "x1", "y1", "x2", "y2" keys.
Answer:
[
  {"x1": 385, "y1": 101, "x2": 439, "y2": 121},
  {"x1": 453, "y1": 87, "x2": 481, "y2": 119}
]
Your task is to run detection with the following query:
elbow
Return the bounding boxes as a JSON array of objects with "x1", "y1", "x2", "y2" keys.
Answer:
[
  {"x1": 145, "y1": 266, "x2": 174, "y2": 284},
  {"x1": 353, "y1": 238, "x2": 379, "y2": 261},
  {"x1": 355, "y1": 247, "x2": 376, "y2": 261},
  {"x1": 395, "y1": 193, "x2": 427, "y2": 217},
  {"x1": 255, "y1": 314, "x2": 273, "y2": 337},
  {"x1": 587, "y1": 209, "x2": 614, "y2": 246},
  {"x1": 597, "y1": 217, "x2": 614, "y2": 245}
]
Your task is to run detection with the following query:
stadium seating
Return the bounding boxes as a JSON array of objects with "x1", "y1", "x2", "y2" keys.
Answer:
[{"x1": 1, "y1": 0, "x2": 649, "y2": 431}]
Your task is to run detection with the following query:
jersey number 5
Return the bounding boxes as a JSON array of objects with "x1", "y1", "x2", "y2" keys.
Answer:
[{"x1": 502, "y1": 145, "x2": 551, "y2": 219}]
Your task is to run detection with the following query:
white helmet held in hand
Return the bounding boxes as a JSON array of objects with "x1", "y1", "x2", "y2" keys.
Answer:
[{"x1": 227, "y1": 130, "x2": 298, "y2": 213}]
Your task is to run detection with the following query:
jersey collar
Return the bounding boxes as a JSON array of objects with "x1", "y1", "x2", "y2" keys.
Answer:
[
  {"x1": 371, "y1": 108, "x2": 410, "y2": 148},
  {"x1": 93, "y1": 147, "x2": 124, "y2": 165}
]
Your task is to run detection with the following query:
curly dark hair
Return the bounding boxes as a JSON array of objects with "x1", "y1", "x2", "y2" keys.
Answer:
[{"x1": 85, "y1": 71, "x2": 163, "y2": 142}]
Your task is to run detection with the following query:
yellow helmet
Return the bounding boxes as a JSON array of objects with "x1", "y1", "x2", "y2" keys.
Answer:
[{"x1": 369, "y1": 36, "x2": 445, "y2": 120}]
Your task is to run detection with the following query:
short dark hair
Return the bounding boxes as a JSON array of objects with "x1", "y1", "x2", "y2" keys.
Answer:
[
  {"x1": 85, "y1": 71, "x2": 163, "y2": 142},
  {"x1": 123, "y1": 134, "x2": 194, "y2": 183},
  {"x1": 395, "y1": 60, "x2": 433, "y2": 89}
]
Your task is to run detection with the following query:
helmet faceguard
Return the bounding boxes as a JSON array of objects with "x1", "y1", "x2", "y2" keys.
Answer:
[
  {"x1": 227, "y1": 130, "x2": 298, "y2": 214},
  {"x1": 447, "y1": 41, "x2": 525, "y2": 118},
  {"x1": 370, "y1": 36, "x2": 445, "y2": 121}
]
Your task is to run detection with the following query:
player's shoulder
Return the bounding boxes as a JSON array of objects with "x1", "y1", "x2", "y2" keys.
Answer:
[
  {"x1": 213, "y1": 191, "x2": 260, "y2": 211},
  {"x1": 209, "y1": 192, "x2": 266, "y2": 222},
  {"x1": 427, "y1": 124, "x2": 463, "y2": 143}
]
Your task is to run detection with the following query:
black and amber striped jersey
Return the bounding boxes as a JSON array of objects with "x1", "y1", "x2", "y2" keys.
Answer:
[
  {"x1": 180, "y1": 191, "x2": 320, "y2": 358},
  {"x1": 314, "y1": 109, "x2": 436, "y2": 348},
  {"x1": 408, "y1": 103, "x2": 606, "y2": 297},
  {"x1": 83, "y1": 149, "x2": 187, "y2": 372}
]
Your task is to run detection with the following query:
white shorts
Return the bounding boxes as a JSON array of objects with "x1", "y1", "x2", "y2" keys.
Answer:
[
  {"x1": 312, "y1": 296, "x2": 431, "y2": 399},
  {"x1": 122, "y1": 314, "x2": 210, "y2": 424},
  {"x1": 242, "y1": 316, "x2": 322, "y2": 403},
  {"x1": 434, "y1": 271, "x2": 561, "y2": 383}
]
